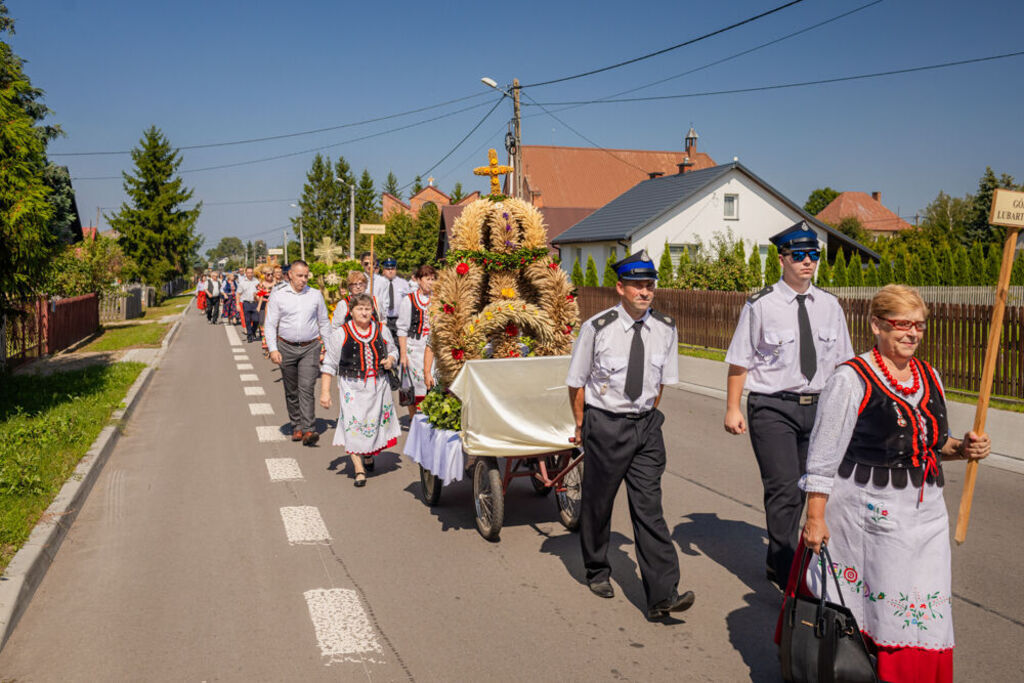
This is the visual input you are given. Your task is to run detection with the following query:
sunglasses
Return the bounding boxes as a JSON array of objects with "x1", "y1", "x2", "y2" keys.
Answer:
[
  {"x1": 787, "y1": 250, "x2": 820, "y2": 262},
  {"x1": 881, "y1": 318, "x2": 927, "y2": 332}
]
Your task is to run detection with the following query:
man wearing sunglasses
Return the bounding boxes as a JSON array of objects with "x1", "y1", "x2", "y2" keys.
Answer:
[{"x1": 723, "y1": 222, "x2": 854, "y2": 588}]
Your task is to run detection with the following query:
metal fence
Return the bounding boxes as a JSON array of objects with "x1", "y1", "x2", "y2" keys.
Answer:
[{"x1": 575, "y1": 286, "x2": 1024, "y2": 399}]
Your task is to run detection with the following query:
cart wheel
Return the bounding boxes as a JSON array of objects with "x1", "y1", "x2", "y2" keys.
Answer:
[
  {"x1": 419, "y1": 464, "x2": 442, "y2": 506},
  {"x1": 530, "y1": 456, "x2": 556, "y2": 496},
  {"x1": 473, "y1": 457, "x2": 504, "y2": 541},
  {"x1": 556, "y1": 456, "x2": 584, "y2": 531}
]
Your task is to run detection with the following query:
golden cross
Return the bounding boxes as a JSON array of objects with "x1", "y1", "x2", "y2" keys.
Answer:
[{"x1": 473, "y1": 148, "x2": 514, "y2": 196}]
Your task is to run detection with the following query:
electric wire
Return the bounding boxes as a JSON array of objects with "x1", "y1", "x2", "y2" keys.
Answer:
[{"x1": 520, "y1": 0, "x2": 805, "y2": 87}]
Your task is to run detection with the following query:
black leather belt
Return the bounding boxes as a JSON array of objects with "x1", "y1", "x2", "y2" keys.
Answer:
[
  {"x1": 751, "y1": 391, "x2": 819, "y2": 405},
  {"x1": 279, "y1": 337, "x2": 317, "y2": 347},
  {"x1": 588, "y1": 405, "x2": 654, "y2": 420}
]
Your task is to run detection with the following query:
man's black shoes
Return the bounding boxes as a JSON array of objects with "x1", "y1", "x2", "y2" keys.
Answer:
[
  {"x1": 647, "y1": 590, "x2": 695, "y2": 619},
  {"x1": 588, "y1": 580, "x2": 615, "y2": 599}
]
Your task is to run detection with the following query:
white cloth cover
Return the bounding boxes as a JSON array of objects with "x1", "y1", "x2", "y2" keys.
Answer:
[
  {"x1": 402, "y1": 414, "x2": 465, "y2": 485},
  {"x1": 806, "y1": 475, "x2": 954, "y2": 650},
  {"x1": 332, "y1": 375, "x2": 400, "y2": 455},
  {"x1": 449, "y1": 356, "x2": 575, "y2": 457}
]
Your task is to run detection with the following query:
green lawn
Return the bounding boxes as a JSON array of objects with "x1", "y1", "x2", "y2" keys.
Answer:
[
  {"x1": 82, "y1": 323, "x2": 170, "y2": 352},
  {"x1": 143, "y1": 294, "x2": 192, "y2": 319},
  {"x1": 0, "y1": 362, "x2": 146, "y2": 573}
]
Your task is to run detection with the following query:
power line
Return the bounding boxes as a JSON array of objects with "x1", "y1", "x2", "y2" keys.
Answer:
[
  {"x1": 50, "y1": 92, "x2": 490, "y2": 157},
  {"x1": 202, "y1": 197, "x2": 297, "y2": 207},
  {"x1": 72, "y1": 99, "x2": 497, "y2": 180},
  {"x1": 520, "y1": 0, "x2": 805, "y2": 88},
  {"x1": 528, "y1": 50, "x2": 1024, "y2": 106}
]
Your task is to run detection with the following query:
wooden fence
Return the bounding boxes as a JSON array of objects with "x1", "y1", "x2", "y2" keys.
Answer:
[
  {"x1": 99, "y1": 287, "x2": 143, "y2": 322},
  {"x1": 2, "y1": 294, "x2": 100, "y2": 369},
  {"x1": 575, "y1": 287, "x2": 1024, "y2": 400}
]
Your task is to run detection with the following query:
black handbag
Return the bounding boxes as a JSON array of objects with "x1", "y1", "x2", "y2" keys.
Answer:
[
  {"x1": 385, "y1": 365, "x2": 402, "y2": 391},
  {"x1": 398, "y1": 367, "x2": 416, "y2": 406},
  {"x1": 780, "y1": 545, "x2": 878, "y2": 683}
]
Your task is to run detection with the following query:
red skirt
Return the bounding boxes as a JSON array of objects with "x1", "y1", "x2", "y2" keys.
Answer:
[{"x1": 197, "y1": 291, "x2": 207, "y2": 310}]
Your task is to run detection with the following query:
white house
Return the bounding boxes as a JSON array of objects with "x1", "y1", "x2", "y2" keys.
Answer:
[{"x1": 551, "y1": 162, "x2": 876, "y2": 274}]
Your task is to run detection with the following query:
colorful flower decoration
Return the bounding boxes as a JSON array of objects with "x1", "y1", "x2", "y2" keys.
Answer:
[
  {"x1": 505, "y1": 323, "x2": 519, "y2": 337},
  {"x1": 500, "y1": 287, "x2": 516, "y2": 299},
  {"x1": 456, "y1": 262, "x2": 469, "y2": 275},
  {"x1": 563, "y1": 324, "x2": 573, "y2": 335},
  {"x1": 451, "y1": 348, "x2": 465, "y2": 360},
  {"x1": 566, "y1": 294, "x2": 575, "y2": 302},
  {"x1": 443, "y1": 303, "x2": 455, "y2": 314},
  {"x1": 547, "y1": 262, "x2": 559, "y2": 270}
]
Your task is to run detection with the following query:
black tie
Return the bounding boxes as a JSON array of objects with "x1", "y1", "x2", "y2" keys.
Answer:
[
  {"x1": 796, "y1": 294, "x2": 816, "y2": 382},
  {"x1": 388, "y1": 280, "x2": 395, "y2": 314},
  {"x1": 625, "y1": 320, "x2": 645, "y2": 401}
]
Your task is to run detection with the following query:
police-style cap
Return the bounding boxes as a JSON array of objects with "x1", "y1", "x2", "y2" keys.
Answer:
[
  {"x1": 614, "y1": 250, "x2": 658, "y2": 281},
  {"x1": 381, "y1": 258, "x2": 397, "y2": 268},
  {"x1": 769, "y1": 221, "x2": 819, "y2": 251}
]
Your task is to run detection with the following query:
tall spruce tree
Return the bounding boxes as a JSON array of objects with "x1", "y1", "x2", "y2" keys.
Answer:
[
  {"x1": 878, "y1": 256, "x2": 894, "y2": 286},
  {"x1": 108, "y1": 126, "x2": 201, "y2": 287},
  {"x1": 965, "y1": 167, "x2": 1019, "y2": 245},
  {"x1": 865, "y1": 260, "x2": 879, "y2": 287},
  {"x1": 920, "y1": 244, "x2": 940, "y2": 286},
  {"x1": 832, "y1": 249, "x2": 849, "y2": 287},
  {"x1": 571, "y1": 259, "x2": 584, "y2": 287},
  {"x1": 764, "y1": 244, "x2": 782, "y2": 284},
  {"x1": 893, "y1": 249, "x2": 909, "y2": 283},
  {"x1": 848, "y1": 253, "x2": 864, "y2": 286},
  {"x1": 985, "y1": 244, "x2": 1002, "y2": 285},
  {"x1": 937, "y1": 243, "x2": 955, "y2": 285},
  {"x1": 293, "y1": 153, "x2": 346, "y2": 252},
  {"x1": 953, "y1": 244, "x2": 970, "y2": 286},
  {"x1": 658, "y1": 242, "x2": 675, "y2": 284},
  {"x1": 411, "y1": 175, "x2": 424, "y2": 195},
  {"x1": 747, "y1": 246, "x2": 762, "y2": 288},
  {"x1": 602, "y1": 248, "x2": 618, "y2": 287},
  {"x1": 450, "y1": 182, "x2": 465, "y2": 203},
  {"x1": 584, "y1": 255, "x2": 599, "y2": 287},
  {"x1": 967, "y1": 243, "x2": 986, "y2": 285},
  {"x1": 355, "y1": 169, "x2": 380, "y2": 224},
  {"x1": 383, "y1": 171, "x2": 401, "y2": 199}
]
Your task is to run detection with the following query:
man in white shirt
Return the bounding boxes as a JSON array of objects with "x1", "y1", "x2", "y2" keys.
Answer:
[
  {"x1": 237, "y1": 267, "x2": 261, "y2": 342},
  {"x1": 376, "y1": 257, "x2": 409, "y2": 340},
  {"x1": 205, "y1": 272, "x2": 222, "y2": 324},
  {"x1": 265, "y1": 260, "x2": 331, "y2": 445}
]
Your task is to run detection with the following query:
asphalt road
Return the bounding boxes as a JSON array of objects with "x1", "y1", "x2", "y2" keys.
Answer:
[{"x1": 0, "y1": 307, "x2": 1020, "y2": 682}]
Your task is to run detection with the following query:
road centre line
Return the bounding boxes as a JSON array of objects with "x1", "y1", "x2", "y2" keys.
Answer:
[
  {"x1": 240, "y1": 373, "x2": 259, "y2": 382},
  {"x1": 236, "y1": 363, "x2": 254, "y2": 370},
  {"x1": 244, "y1": 386, "x2": 266, "y2": 396},
  {"x1": 256, "y1": 426, "x2": 287, "y2": 442},
  {"x1": 280, "y1": 506, "x2": 331, "y2": 544},
  {"x1": 249, "y1": 403, "x2": 274, "y2": 415},
  {"x1": 224, "y1": 325, "x2": 242, "y2": 346},
  {"x1": 265, "y1": 458, "x2": 304, "y2": 481},
  {"x1": 303, "y1": 588, "x2": 384, "y2": 665}
]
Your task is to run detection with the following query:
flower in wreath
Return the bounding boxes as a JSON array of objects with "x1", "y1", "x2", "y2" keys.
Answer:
[
  {"x1": 443, "y1": 303, "x2": 455, "y2": 314},
  {"x1": 456, "y1": 262, "x2": 470, "y2": 275},
  {"x1": 564, "y1": 324, "x2": 574, "y2": 335},
  {"x1": 566, "y1": 294, "x2": 575, "y2": 302},
  {"x1": 547, "y1": 262, "x2": 559, "y2": 270},
  {"x1": 452, "y1": 348, "x2": 465, "y2": 360},
  {"x1": 505, "y1": 323, "x2": 519, "y2": 337},
  {"x1": 500, "y1": 287, "x2": 516, "y2": 299}
]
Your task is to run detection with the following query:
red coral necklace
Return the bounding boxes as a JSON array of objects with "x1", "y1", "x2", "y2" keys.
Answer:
[{"x1": 872, "y1": 346, "x2": 919, "y2": 395}]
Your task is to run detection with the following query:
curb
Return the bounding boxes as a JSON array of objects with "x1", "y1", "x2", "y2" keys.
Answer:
[{"x1": 0, "y1": 298, "x2": 190, "y2": 653}]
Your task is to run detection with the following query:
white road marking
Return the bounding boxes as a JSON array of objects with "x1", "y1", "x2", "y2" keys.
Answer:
[
  {"x1": 240, "y1": 373, "x2": 259, "y2": 382},
  {"x1": 265, "y1": 458, "x2": 303, "y2": 481},
  {"x1": 249, "y1": 402, "x2": 274, "y2": 415},
  {"x1": 236, "y1": 363, "x2": 254, "y2": 370},
  {"x1": 225, "y1": 325, "x2": 242, "y2": 346},
  {"x1": 244, "y1": 386, "x2": 266, "y2": 396},
  {"x1": 304, "y1": 588, "x2": 384, "y2": 665},
  {"x1": 280, "y1": 506, "x2": 330, "y2": 544},
  {"x1": 256, "y1": 426, "x2": 287, "y2": 442}
]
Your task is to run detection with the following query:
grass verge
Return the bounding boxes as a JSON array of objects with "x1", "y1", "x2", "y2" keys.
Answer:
[
  {"x1": 82, "y1": 323, "x2": 170, "y2": 352},
  {"x1": 143, "y1": 294, "x2": 192, "y2": 319},
  {"x1": 678, "y1": 344, "x2": 726, "y2": 362},
  {"x1": 0, "y1": 362, "x2": 146, "y2": 573}
]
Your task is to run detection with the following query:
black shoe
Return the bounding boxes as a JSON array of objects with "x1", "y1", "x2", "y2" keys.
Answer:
[
  {"x1": 354, "y1": 473, "x2": 367, "y2": 488},
  {"x1": 363, "y1": 455, "x2": 375, "y2": 471},
  {"x1": 588, "y1": 580, "x2": 615, "y2": 599},
  {"x1": 647, "y1": 591, "x2": 695, "y2": 619},
  {"x1": 302, "y1": 431, "x2": 319, "y2": 446}
]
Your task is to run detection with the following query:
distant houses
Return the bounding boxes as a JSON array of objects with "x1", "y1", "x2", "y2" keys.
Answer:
[{"x1": 815, "y1": 191, "x2": 913, "y2": 238}]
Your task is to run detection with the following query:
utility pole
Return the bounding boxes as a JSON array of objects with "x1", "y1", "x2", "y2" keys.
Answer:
[
  {"x1": 349, "y1": 183, "x2": 356, "y2": 260},
  {"x1": 512, "y1": 78, "x2": 523, "y2": 199},
  {"x1": 283, "y1": 230, "x2": 288, "y2": 265},
  {"x1": 299, "y1": 217, "x2": 305, "y2": 261}
]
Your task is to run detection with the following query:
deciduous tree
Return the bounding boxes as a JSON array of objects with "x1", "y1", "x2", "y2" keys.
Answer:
[{"x1": 804, "y1": 187, "x2": 840, "y2": 217}]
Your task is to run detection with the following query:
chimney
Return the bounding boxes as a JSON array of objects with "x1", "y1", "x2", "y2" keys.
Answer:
[
  {"x1": 684, "y1": 126, "x2": 698, "y2": 156},
  {"x1": 871, "y1": 191, "x2": 881, "y2": 202},
  {"x1": 677, "y1": 157, "x2": 694, "y2": 175},
  {"x1": 648, "y1": 171, "x2": 664, "y2": 179}
]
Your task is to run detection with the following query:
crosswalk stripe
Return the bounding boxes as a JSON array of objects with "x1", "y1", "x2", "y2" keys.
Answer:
[
  {"x1": 280, "y1": 506, "x2": 330, "y2": 544},
  {"x1": 303, "y1": 588, "x2": 384, "y2": 664},
  {"x1": 265, "y1": 458, "x2": 303, "y2": 481}
]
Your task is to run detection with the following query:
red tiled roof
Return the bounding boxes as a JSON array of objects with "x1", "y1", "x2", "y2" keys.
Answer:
[
  {"x1": 816, "y1": 192, "x2": 913, "y2": 233},
  {"x1": 517, "y1": 144, "x2": 715, "y2": 209}
]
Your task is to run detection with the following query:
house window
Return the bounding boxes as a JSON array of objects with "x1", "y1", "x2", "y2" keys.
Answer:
[
  {"x1": 723, "y1": 194, "x2": 739, "y2": 219},
  {"x1": 668, "y1": 244, "x2": 699, "y2": 268}
]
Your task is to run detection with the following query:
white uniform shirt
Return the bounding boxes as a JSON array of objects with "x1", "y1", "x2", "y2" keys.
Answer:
[
  {"x1": 264, "y1": 284, "x2": 330, "y2": 353},
  {"x1": 725, "y1": 279, "x2": 854, "y2": 395},
  {"x1": 566, "y1": 304, "x2": 680, "y2": 413},
  {"x1": 237, "y1": 276, "x2": 259, "y2": 302},
  {"x1": 320, "y1": 321, "x2": 399, "y2": 376},
  {"x1": 396, "y1": 291, "x2": 431, "y2": 339},
  {"x1": 377, "y1": 275, "x2": 410, "y2": 318}
]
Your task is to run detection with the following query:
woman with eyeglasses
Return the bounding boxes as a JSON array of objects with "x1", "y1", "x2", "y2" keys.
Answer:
[
  {"x1": 798, "y1": 284, "x2": 990, "y2": 683},
  {"x1": 330, "y1": 270, "x2": 383, "y2": 329}
]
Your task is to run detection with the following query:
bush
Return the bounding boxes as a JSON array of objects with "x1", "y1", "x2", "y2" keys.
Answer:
[
  {"x1": 602, "y1": 248, "x2": 618, "y2": 287},
  {"x1": 584, "y1": 256, "x2": 599, "y2": 287},
  {"x1": 571, "y1": 259, "x2": 584, "y2": 287}
]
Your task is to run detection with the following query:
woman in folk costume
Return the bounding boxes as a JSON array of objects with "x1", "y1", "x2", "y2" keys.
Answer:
[
  {"x1": 799, "y1": 285, "x2": 990, "y2": 683},
  {"x1": 396, "y1": 264, "x2": 436, "y2": 416},
  {"x1": 256, "y1": 267, "x2": 273, "y2": 356},
  {"x1": 319, "y1": 294, "x2": 400, "y2": 487},
  {"x1": 330, "y1": 270, "x2": 383, "y2": 329},
  {"x1": 221, "y1": 273, "x2": 238, "y2": 324},
  {"x1": 195, "y1": 274, "x2": 208, "y2": 311}
]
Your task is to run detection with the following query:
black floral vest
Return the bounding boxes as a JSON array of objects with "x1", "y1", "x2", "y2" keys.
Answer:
[
  {"x1": 407, "y1": 292, "x2": 429, "y2": 340},
  {"x1": 338, "y1": 321, "x2": 387, "y2": 380}
]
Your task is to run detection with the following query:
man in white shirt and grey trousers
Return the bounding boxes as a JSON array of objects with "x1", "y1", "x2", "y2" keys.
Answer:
[{"x1": 264, "y1": 260, "x2": 331, "y2": 446}]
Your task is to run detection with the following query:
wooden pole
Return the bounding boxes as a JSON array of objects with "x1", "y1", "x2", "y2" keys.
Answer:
[
  {"x1": 954, "y1": 225, "x2": 1020, "y2": 544},
  {"x1": 369, "y1": 234, "x2": 375, "y2": 299}
]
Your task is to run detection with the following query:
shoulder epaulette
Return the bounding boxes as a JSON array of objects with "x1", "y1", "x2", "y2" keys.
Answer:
[
  {"x1": 649, "y1": 309, "x2": 675, "y2": 328},
  {"x1": 591, "y1": 309, "x2": 618, "y2": 331},
  {"x1": 747, "y1": 285, "x2": 773, "y2": 304}
]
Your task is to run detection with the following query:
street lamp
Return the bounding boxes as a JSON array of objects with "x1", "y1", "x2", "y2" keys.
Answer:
[
  {"x1": 481, "y1": 76, "x2": 522, "y2": 199},
  {"x1": 289, "y1": 203, "x2": 306, "y2": 261},
  {"x1": 335, "y1": 177, "x2": 356, "y2": 260}
]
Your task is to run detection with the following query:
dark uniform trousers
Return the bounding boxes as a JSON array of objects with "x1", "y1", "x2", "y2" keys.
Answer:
[
  {"x1": 278, "y1": 339, "x2": 320, "y2": 433},
  {"x1": 746, "y1": 393, "x2": 817, "y2": 582},
  {"x1": 581, "y1": 406, "x2": 679, "y2": 608},
  {"x1": 242, "y1": 301, "x2": 260, "y2": 340},
  {"x1": 206, "y1": 295, "x2": 221, "y2": 322}
]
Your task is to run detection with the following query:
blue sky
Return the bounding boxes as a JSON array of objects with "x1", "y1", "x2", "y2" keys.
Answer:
[{"x1": 9, "y1": 0, "x2": 1024, "y2": 249}]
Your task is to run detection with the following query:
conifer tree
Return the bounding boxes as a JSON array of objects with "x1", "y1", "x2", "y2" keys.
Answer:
[
  {"x1": 355, "y1": 169, "x2": 381, "y2": 225},
  {"x1": 764, "y1": 244, "x2": 781, "y2": 284},
  {"x1": 953, "y1": 244, "x2": 970, "y2": 286},
  {"x1": 450, "y1": 182, "x2": 465, "y2": 203},
  {"x1": 584, "y1": 255, "x2": 599, "y2": 287},
  {"x1": 832, "y1": 249, "x2": 849, "y2": 287},
  {"x1": 292, "y1": 154, "x2": 346, "y2": 251},
  {"x1": 411, "y1": 175, "x2": 424, "y2": 195},
  {"x1": 602, "y1": 248, "x2": 618, "y2": 287},
  {"x1": 968, "y1": 243, "x2": 986, "y2": 285},
  {"x1": 677, "y1": 249, "x2": 693, "y2": 288},
  {"x1": 383, "y1": 171, "x2": 401, "y2": 199},
  {"x1": 938, "y1": 242, "x2": 955, "y2": 286},
  {"x1": 965, "y1": 167, "x2": 1019, "y2": 245},
  {"x1": 920, "y1": 244, "x2": 940, "y2": 286},
  {"x1": 893, "y1": 249, "x2": 909, "y2": 283},
  {"x1": 747, "y1": 246, "x2": 762, "y2": 288},
  {"x1": 865, "y1": 260, "x2": 879, "y2": 287},
  {"x1": 571, "y1": 259, "x2": 584, "y2": 287},
  {"x1": 108, "y1": 126, "x2": 201, "y2": 287},
  {"x1": 907, "y1": 252, "x2": 925, "y2": 286},
  {"x1": 878, "y1": 257, "x2": 894, "y2": 286},
  {"x1": 848, "y1": 253, "x2": 864, "y2": 286},
  {"x1": 815, "y1": 248, "x2": 831, "y2": 287},
  {"x1": 658, "y1": 242, "x2": 675, "y2": 285},
  {"x1": 1011, "y1": 254, "x2": 1024, "y2": 287},
  {"x1": 985, "y1": 244, "x2": 1002, "y2": 286}
]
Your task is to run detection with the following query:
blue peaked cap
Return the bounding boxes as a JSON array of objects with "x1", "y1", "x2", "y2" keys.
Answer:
[
  {"x1": 614, "y1": 249, "x2": 658, "y2": 280},
  {"x1": 381, "y1": 258, "x2": 398, "y2": 268},
  {"x1": 769, "y1": 221, "x2": 819, "y2": 250}
]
